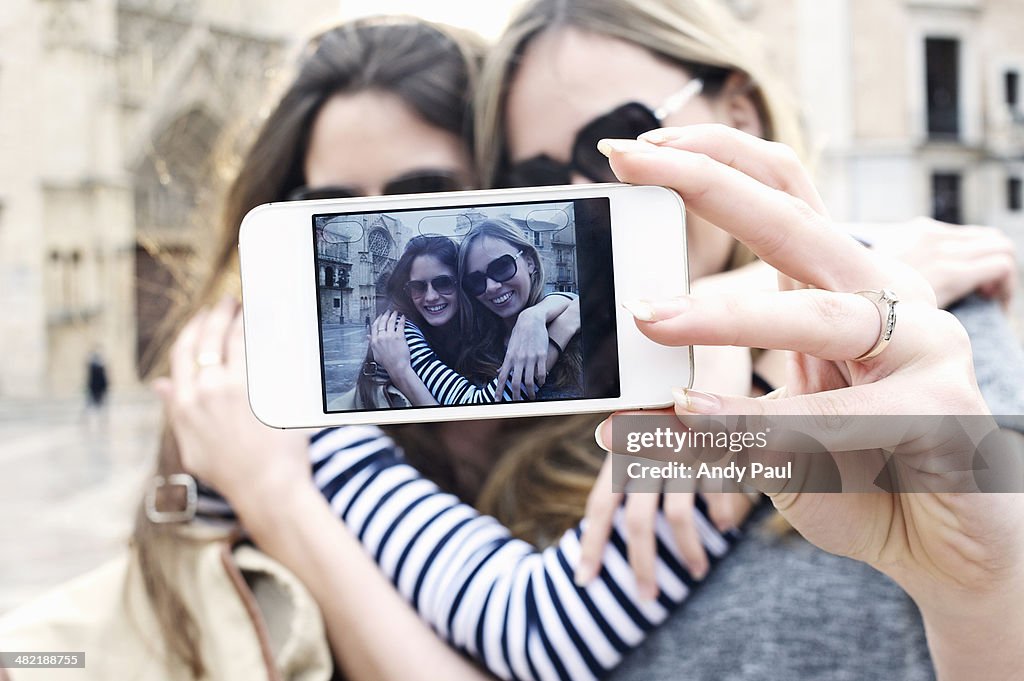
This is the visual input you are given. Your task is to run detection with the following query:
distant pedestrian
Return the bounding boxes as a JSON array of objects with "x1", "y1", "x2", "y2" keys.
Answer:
[
  {"x1": 364, "y1": 314, "x2": 371, "y2": 330},
  {"x1": 85, "y1": 349, "x2": 108, "y2": 412}
]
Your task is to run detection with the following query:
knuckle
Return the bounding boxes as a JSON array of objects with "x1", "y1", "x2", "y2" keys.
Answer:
[
  {"x1": 688, "y1": 151, "x2": 716, "y2": 176},
  {"x1": 932, "y1": 309, "x2": 972, "y2": 353},
  {"x1": 808, "y1": 291, "x2": 851, "y2": 328},
  {"x1": 663, "y1": 503, "x2": 694, "y2": 527},
  {"x1": 768, "y1": 140, "x2": 801, "y2": 169}
]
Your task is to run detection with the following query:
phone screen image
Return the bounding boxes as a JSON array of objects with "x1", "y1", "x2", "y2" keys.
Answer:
[{"x1": 312, "y1": 197, "x2": 621, "y2": 413}]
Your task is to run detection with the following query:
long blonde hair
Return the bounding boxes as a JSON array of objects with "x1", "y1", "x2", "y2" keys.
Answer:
[{"x1": 469, "y1": 0, "x2": 806, "y2": 536}]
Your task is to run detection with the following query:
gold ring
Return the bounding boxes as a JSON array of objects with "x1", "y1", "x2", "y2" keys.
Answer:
[
  {"x1": 853, "y1": 289, "x2": 898, "y2": 361},
  {"x1": 195, "y1": 351, "x2": 222, "y2": 369}
]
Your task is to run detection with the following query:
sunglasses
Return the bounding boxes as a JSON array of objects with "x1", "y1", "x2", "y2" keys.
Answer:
[
  {"x1": 462, "y1": 250, "x2": 524, "y2": 297},
  {"x1": 499, "y1": 79, "x2": 704, "y2": 188},
  {"x1": 404, "y1": 274, "x2": 457, "y2": 299},
  {"x1": 288, "y1": 169, "x2": 464, "y2": 201}
]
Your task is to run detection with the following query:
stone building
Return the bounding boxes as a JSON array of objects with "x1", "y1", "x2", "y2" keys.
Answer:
[
  {"x1": 0, "y1": 0, "x2": 333, "y2": 398},
  {"x1": 3, "y1": 0, "x2": 1021, "y2": 400},
  {"x1": 316, "y1": 213, "x2": 416, "y2": 325},
  {"x1": 738, "y1": 0, "x2": 1024, "y2": 324}
]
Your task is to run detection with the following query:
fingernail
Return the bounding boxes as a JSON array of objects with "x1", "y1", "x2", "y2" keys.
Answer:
[
  {"x1": 638, "y1": 128, "x2": 683, "y2": 144},
  {"x1": 672, "y1": 388, "x2": 721, "y2": 414},
  {"x1": 594, "y1": 420, "x2": 611, "y2": 452},
  {"x1": 621, "y1": 297, "x2": 689, "y2": 322},
  {"x1": 691, "y1": 562, "x2": 708, "y2": 581},
  {"x1": 596, "y1": 138, "x2": 660, "y2": 157},
  {"x1": 574, "y1": 560, "x2": 597, "y2": 587}
]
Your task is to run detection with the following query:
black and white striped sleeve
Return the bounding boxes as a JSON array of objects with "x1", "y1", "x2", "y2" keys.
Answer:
[
  {"x1": 404, "y1": 321, "x2": 520, "y2": 404},
  {"x1": 308, "y1": 426, "x2": 738, "y2": 681}
]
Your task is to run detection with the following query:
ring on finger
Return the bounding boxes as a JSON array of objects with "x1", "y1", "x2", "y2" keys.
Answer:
[{"x1": 853, "y1": 289, "x2": 899, "y2": 361}]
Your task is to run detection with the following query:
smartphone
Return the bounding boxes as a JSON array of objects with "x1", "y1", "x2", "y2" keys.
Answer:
[{"x1": 239, "y1": 183, "x2": 692, "y2": 427}]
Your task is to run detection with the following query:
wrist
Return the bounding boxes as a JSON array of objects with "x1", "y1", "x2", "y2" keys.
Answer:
[
  {"x1": 915, "y1": 571, "x2": 1024, "y2": 679},
  {"x1": 229, "y1": 475, "x2": 318, "y2": 534}
]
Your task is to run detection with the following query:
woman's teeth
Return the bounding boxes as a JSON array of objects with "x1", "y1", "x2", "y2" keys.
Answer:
[
  {"x1": 491, "y1": 291, "x2": 513, "y2": 305},
  {"x1": 424, "y1": 302, "x2": 448, "y2": 314}
]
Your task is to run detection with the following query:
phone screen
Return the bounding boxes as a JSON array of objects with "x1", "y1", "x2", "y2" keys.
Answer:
[{"x1": 313, "y1": 197, "x2": 620, "y2": 412}]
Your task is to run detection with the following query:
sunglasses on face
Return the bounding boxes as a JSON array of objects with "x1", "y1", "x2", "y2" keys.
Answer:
[
  {"x1": 462, "y1": 250, "x2": 524, "y2": 297},
  {"x1": 404, "y1": 274, "x2": 457, "y2": 299},
  {"x1": 500, "y1": 79, "x2": 704, "y2": 188},
  {"x1": 288, "y1": 169, "x2": 464, "y2": 201}
]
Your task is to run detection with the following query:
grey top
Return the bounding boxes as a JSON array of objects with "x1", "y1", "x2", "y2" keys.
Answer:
[
  {"x1": 607, "y1": 503, "x2": 933, "y2": 681},
  {"x1": 608, "y1": 297, "x2": 1021, "y2": 680},
  {"x1": 950, "y1": 295, "x2": 1024, "y2": 426}
]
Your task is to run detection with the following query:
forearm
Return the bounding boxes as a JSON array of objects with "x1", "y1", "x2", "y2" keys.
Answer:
[
  {"x1": 919, "y1": 582, "x2": 1024, "y2": 680},
  {"x1": 391, "y1": 365, "x2": 439, "y2": 406},
  {"x1": 547, "y1": 322, "x2": 577, "y2": 358},
  {"x1": 309, "y1": 432, "x2": 736, "y2": 681},
  {"x1": 235, "y1": 481, "x2": 491, "y2": 681},
  {"x1": 405, "y1": 323, "x2": 507, "y2": 403},
  {"x1": 531, "y1": 292, "x2": 574, "y2": 323}
]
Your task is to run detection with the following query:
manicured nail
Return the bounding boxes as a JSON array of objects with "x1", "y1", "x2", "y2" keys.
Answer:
[
  {"x1": 638, "y1": 128, "x2": 684, "y2": 144},
  {"x1": 672, "y1": 388, "x2": 721, "y2": 414},
  {"x1": 691, "y1": 562, "x2": 709, "y2": 581},
  {"x1": 574, "y1": 560, "x2": 598, "y2": 587},
  {"x1": 621, "y1": 297, "x2": 689, "y2": 322},
  {"x1": 596, "y1": 138, "x2": 660, "y2": 157},
  {"x1": 594, "y1": 420, "x2": 611, "y2": 452}
]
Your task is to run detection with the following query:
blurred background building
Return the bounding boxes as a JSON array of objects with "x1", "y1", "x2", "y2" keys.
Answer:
[
  {"x1": 1, "y1": 0, "x2": 1021, "y2": 402},
  {"x1": 0, "y1": 0, "x2": 335, "y2": 399}
]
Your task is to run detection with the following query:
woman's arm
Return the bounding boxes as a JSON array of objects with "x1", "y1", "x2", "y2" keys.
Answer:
[
  {"x1": 404, "y1": 321, "x2": 523, "y2": 403},
  {"x1": 294, "y1": 427, "x2": 736, "y2": 681},
  {"x1": 497, "y1": 293, "x2": 579, "y2": 400},
  {"x1": 233, "y1": 473, "x2": 492, "y2": 681},
  {"x1": 155, "y1": 301, "x2": 491, "y2": 681},
  {"x1": 545, "y1": 297, "x2": 580, "y2": 362}
]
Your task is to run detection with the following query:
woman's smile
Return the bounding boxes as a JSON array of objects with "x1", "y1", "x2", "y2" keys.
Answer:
[
  {"x1": 489, "y1": 290, "x2": 515, "y2": 307},
  {"x1": 422, "y1": 301, "x2": 451, "y2": 316}
]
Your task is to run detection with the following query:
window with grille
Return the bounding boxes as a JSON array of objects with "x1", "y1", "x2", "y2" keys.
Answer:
[
  {"x1": 1009, "y1": 177, "x2": 1022, "y2": 212},
  {"x1": 932, "y1": 172, "x2": 963, "y2": 224},
  {"x1": 926, "y1": 38, "x2": 960, "y2": 139}
]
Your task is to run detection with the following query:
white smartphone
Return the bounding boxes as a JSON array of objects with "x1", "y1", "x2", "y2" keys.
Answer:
[{"x1": 238, "y1": 183, "x2": 693, "y2": 427}]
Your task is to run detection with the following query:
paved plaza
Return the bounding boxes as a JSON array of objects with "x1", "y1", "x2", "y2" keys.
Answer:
[
  {"x1": 0, "y1": 393, "x2": 162, "y2": 615},
  {"x1": 321, "y1": 322, "x2": 374, "y2": 395}
]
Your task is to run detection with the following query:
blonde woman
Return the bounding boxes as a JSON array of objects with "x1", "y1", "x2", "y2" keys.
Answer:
[
  {"x1": 457, "y1": 218, "x2": 584, "y2": 399},
  {"x1": 466, "y1": 0, "x2": 1022, "y2": 677}
]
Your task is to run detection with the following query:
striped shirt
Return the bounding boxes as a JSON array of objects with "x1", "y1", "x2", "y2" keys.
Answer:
[
  {"x1": 199, "y1": 426, "x2": 738, "y2": 681},
  {"x1": 404, "y1": 292, "x2": 578, "y2": 405},
  {"x1": 311, "y1": 427, "x2": 736, "y2": 680},
  {"x1": 405, "y1": 321, "x2": 519, "y2": 403}
]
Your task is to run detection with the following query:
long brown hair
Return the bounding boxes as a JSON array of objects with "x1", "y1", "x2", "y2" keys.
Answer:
[{"x1": 133, "y1": 17, "x2": 484, "y2": 677}]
